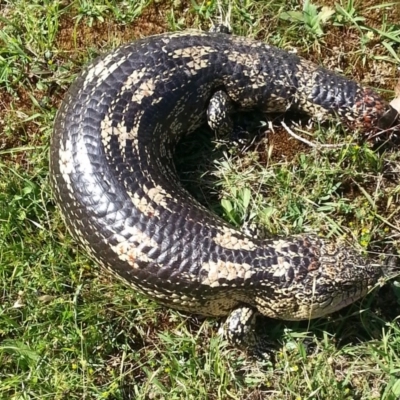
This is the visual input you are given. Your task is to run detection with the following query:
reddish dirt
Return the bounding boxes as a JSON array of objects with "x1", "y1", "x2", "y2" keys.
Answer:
[
  {"x1": 258, "y1": 126, "x2": 309, "y2": 164},
  {"x1": 56, "y1": 2, "x2": 175, "y2": 52}
]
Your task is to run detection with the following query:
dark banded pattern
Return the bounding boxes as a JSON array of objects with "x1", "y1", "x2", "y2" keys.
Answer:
[{"x1": 50, "y1": 30, "x2": 399, "y2": 346}]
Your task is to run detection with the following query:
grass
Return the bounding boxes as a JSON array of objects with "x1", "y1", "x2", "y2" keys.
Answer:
[{"x1": 1, "y1": 0, "x2": 400, "y2": 398}]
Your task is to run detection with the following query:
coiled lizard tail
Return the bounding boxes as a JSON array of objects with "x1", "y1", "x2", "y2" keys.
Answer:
[{"x1": 50, "y1": 30, "x2": 400, "y2": 352}]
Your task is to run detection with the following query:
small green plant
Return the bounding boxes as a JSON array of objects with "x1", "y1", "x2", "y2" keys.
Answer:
[
  {"x1": 191, "y1": 0, "x2": 218, "y2": 20},
  {"x1": 221, "y1": 186, "x2": 252, "y2": 226},
  {"x1": 75, "y1": 0, "x2": 109, "y2": 25},
  {"x1": 334, "y1": 0, "x2": 365, "y2": 27},
  {"x1": 279, "y1": 0, "x2": 335, "y2": 38}
]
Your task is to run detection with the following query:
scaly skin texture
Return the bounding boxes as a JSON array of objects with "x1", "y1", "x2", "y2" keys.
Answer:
[{"x1": 50, "y1": 31, "x2": 399, "y2": 341}]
